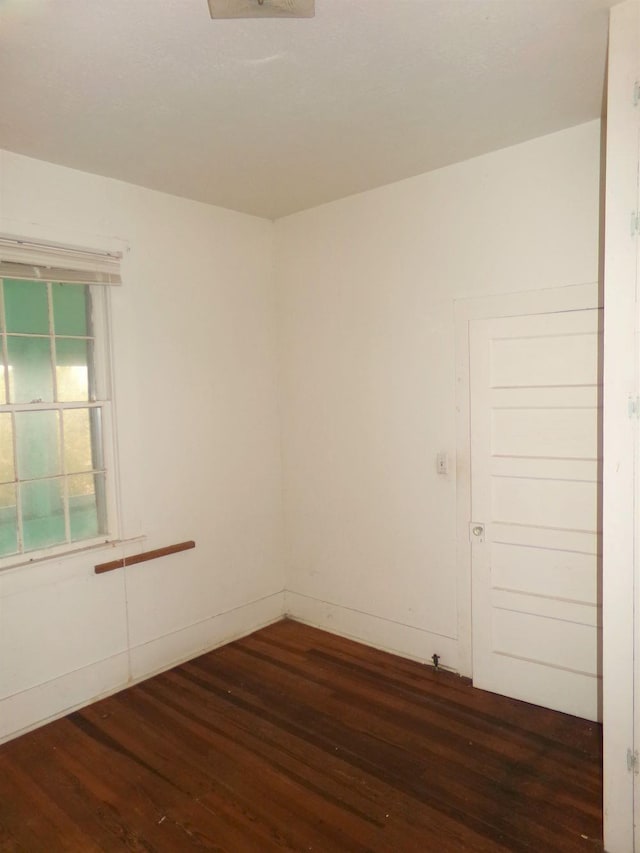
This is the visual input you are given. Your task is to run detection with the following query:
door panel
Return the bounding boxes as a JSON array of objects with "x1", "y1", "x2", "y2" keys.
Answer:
[
  {"x1": 492, "y1": 477, "x2": 597, "y2": 529},
  {"x1": 492, "y1": 408, "x2": 597, "y2": 458},
  {"x1": 491, "y1": 543, "x2": 597, "y2": 603},
  {"x1": 470, "y1": 308, "x2": 601, "y2": 721},
  {"x1": 490, "y1": 332, "x2": 598, "y2": 387}
]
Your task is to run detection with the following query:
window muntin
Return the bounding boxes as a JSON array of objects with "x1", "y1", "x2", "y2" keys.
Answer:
[{"x1": 0, "y1": 278, "x2": 110, "y2": 559}]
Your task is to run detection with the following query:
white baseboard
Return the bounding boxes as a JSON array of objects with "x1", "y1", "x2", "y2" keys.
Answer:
[
  {"x1": 0, "y1": 652, "x2": 130, "y2": 744},
  {"x1": 1, "y1": 590, "x2": 460, "y2": 744},
  {"x1": 284, "y1": 591, "x2": 459, "y2": 670},
  {"x1": 129, "y1": 591, "x2": 285, "y2": 681},
  {"x1": 0, "y1": 590, "x2": 285, "y2": 744}
]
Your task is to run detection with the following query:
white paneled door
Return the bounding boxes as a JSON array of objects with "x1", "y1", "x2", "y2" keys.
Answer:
[{"x1": 469, "y1": 309, "x2": 602, "y2": 721}]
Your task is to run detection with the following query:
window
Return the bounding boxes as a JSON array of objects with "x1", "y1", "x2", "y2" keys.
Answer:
[{"x1": 0, "y1": 237, "x2": 121, "y2": 562}]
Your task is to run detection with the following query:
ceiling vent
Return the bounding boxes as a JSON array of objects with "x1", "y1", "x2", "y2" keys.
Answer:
[{"x1": 208, "y1": 0, "x2": 314, "y2": 18}]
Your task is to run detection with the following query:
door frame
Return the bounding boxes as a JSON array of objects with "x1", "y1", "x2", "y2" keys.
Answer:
[
  {"x1": 604, "y1": 5, "x2": 640, "y2": 851},
  {"x1": 454, "y1": 282, "x2": 600, "y2": 680}
]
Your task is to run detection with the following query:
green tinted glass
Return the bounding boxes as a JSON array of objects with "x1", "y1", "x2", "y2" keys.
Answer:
[
  {"x1": 0, "y1": 484, "x2": 18, "y2": 556},
  {"x1": 69, "y1": 472, "x2": 105, "y2": 541},
  {"x1": 0, "y1": 414, "x2": 14, "y2": 484},
  {"x1": 15, "y1": 411, "x2": 61, "y2": 480},
  {"x1": 52, "y1": 284, "x2": 89, "y2": 336},
  {"x1": 7, "y1": 336, "x2": 54, "y2": 403},
  {"x1": 0, "y1": 276, "x2": 107, "y2": 557},
  {"x1": 4, "y1": 279, "x2": 49, "y2": 334},
  {"x1": 56, "y1": 338, "x2": 90, "y2": 402},
  {"x1": 0, "y1": 353, "x2": 6, "y2": 406},
  {"x1": 63, "y1": 408, "x2": 100, "y2": 473},
  {"x1": 21, "y1": 478, "x2": 65, "y2": 552}
]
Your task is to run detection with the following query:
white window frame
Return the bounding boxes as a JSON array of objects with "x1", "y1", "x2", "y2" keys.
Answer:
[{"x1": 0, "y1": 236, "x2": 122, "y2": 570}]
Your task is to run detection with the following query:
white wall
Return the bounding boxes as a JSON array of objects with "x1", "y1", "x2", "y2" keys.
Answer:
[
  {"x1": 0, "y1": 150, "x2": 285, "y2": 741},
  {"x1": 0, "y1": 119, "x2": 603, "y2": 742},
  {"x1": 276, "y1": 120, "x2": 601, "y2": 669}
]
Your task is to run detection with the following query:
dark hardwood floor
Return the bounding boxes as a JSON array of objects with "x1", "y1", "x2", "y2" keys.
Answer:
[{"x1": 0, "y1": 619, "x2": 602, "y2": 852}]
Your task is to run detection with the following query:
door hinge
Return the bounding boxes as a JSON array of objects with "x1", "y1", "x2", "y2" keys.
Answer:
[
  {"x1": 631, "y1": 211, "x2": 640, "y2": 236},
  {"x1": 628, "y1": 395, "x2": 640, "y2": 419},
  {"x1": 627, "y1": 748, "x2": 639, "y2": 773},
  {"x1": 634, "y1": 80, "x2": 640, "y2": 106}
]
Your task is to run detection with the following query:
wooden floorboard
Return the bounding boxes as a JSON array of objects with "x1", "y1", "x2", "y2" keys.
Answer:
[{"x1": 0, "y1": 619, "x2": 603, "y2": 852}]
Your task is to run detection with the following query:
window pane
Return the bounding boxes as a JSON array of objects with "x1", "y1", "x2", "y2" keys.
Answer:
[
  {"x1": 69, "y1": 472, "x2": 106, "y2": 541},
  {"x1": 7, "y1": 336, "x2": 54, "y2": 403},
  {"x1": 4, "y1": 279, "x2": 49, "y2": 334},
  {"x1": 63, "y1": 408, "x2": 103, "y2": 473},
  {"x1": 0, "y1": 484, "x2": 17, "y2": 556},
  {"x1": 0, "y1": 353, "x2": 6, "y2": 406},
  {"x1": 56, "y1": 338, "x2": 90, "y2": 402},
  {"x1": 21, "y1": 478, "x2": 65, "y2": 552},
  {"x1": 0, "y1": 413, "x2": 15, "y2": 483},
  {"x1": 15, "y1": 411, "x2": 61, "y2": 480},
  {"x1": 89, "y1": 407, "x2": 104, "y2": 469},
  {"x1": 52, "y1": 283, "x2": 90, "y2": 337}
]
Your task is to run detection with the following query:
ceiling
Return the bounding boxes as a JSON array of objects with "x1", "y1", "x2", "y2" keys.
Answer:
[{"x1": 0, "y1": 0, "x2": 615, "y2": 220}]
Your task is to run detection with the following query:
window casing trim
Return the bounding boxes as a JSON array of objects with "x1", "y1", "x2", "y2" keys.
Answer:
[{"x1": 0, "y1": 235, "x2": 122, "y2": 285}]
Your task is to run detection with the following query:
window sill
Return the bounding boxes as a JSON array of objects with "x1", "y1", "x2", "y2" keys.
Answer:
[{"x1": 0, "y1": 535, "x2": 146, "y2": 576}]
